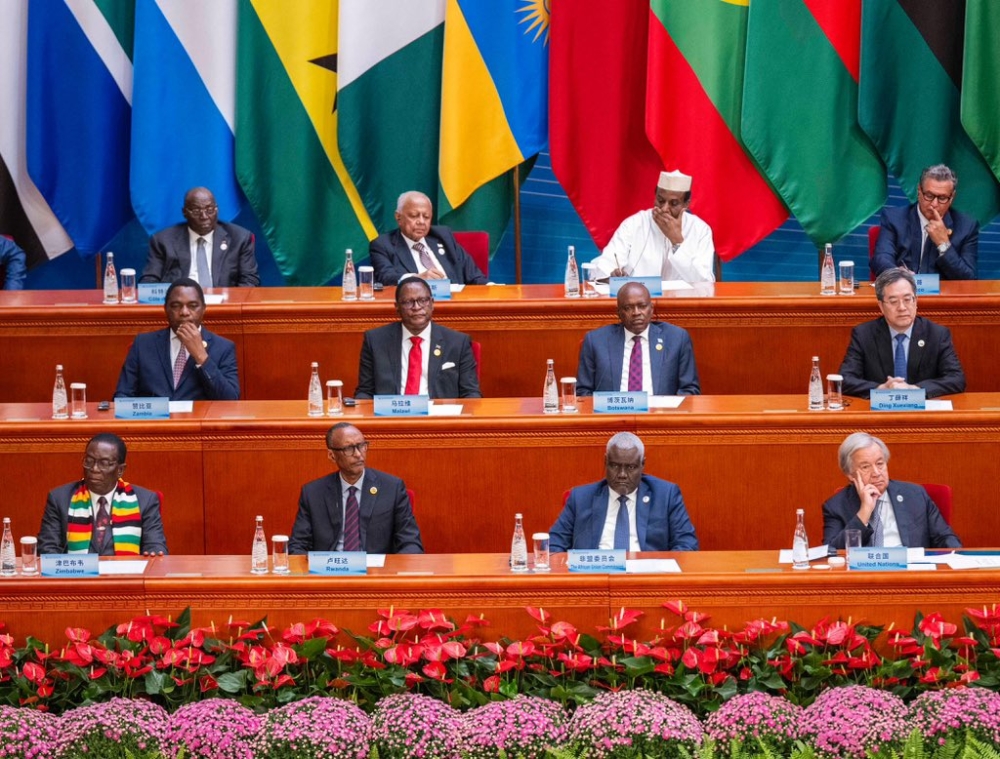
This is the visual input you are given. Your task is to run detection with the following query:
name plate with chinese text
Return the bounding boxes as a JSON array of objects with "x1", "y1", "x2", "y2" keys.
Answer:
[
  {"x1": 870, "y1": 388, "x2": 926, "y2": 412},
  {"x1": 593, "y1": 391, "x2": 649, "y2": 413},
  {"x1": 41, "y1": 554, "x2": 99, "y2": 577},
  {"x1": 307, "y1": 552, "x2": 367, "y2": 575},
  {"x1": 848, "y1": 546, "x2": 908, "y2": 571},
  {"x1": 567, "y1": 549, "x2": 627, "y2": 573},
  {"x1": 373, "y1": 395, "x2": 430, "y2": 416},
  {"x1": 115, "y1": 397, "x2": 170, "y2": 419}
]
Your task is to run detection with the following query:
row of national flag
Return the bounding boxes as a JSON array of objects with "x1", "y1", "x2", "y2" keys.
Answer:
[{"x1": 2, "y1": 0, "x2": 999, "y2": 283}]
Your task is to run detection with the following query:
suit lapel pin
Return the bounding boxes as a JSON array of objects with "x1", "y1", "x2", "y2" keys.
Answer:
[
  {"x1": 202, "y1": 340, "x2": 208, "y2": 348},
  {"x1": 370, "y1": 486, "x2": 378, "y2": 495},
  {"x1": 655, "y1": 341, "x2": 663, "y2": 351},
  {"x1": 220, "y1": 241, "x2": 228, "y2": 251},
  {"x1": 642, "y1": 495, "x2": 650, "y2": 503},
  {"x1": 896, "y1": 494, "x2": 903, "y2": 502},
  {"x1": 433, "y1": 345, "x2": 442, "y2": 357},
  {"x1": 917, "y1": 339, "x2": 925, "y2": 348}
]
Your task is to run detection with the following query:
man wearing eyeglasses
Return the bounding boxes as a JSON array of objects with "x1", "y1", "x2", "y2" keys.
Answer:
[
  {"x1": 369, "y1": 191, "x2": 487, "y2": 286},
  {"x1": 872, "y1": 164, "x2": 978, "y2": 280},
  {"x1": 140, "y1": 186, "x2": 260, "y2": 287},
  {"x1": 839, "y1": 268, "x2": 965, "y2": 399},
  {"x1": 355, "y1": 278, "x2": 481, "y2": 399},
  {"x1": 37, "y1": 433, "x2": 167, "y2": 556},
  {"x1": 288, "y1": 423, "x2": 423, "y2": 554},
  {"x1": 587, "y1": 170, "x2": 715, "y2": 283},
  {"x1": 549, "y1": 432, "x2": 698, "y2": 553}
]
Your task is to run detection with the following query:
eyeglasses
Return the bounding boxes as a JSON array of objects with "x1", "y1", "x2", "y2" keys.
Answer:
[
  {"x1": 329, "y1": 441, "x2": 370, "y2": 456},
  {"x1": 83, "y1": 457, "x2": 119, "y2": 471},
  {"x1": 919, "y1": 191, "x2": 953, "y2": 204},
  {"x1": 185, "y1": 205, "x2": 218, "y2": 217},
  {"x1": 398, "y1": 297, "x2": 432, "y2": 310},
  {"x1": 882, "y1": 295, "x2": 916, "y2": 307}
]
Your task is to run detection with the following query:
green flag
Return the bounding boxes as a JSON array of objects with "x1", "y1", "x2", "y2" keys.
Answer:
[{"x1": 961, "y1": 0, "x2": 1000, "y2": 183}]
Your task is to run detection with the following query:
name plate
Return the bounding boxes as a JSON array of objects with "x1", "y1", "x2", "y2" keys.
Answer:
[
  {"x1": 307, "y1": 551, "x2": 367, "y2": 575},
  {"x1": 567, "y1": 549, "x2": 627, "y2": 573},
  {"x1": 848, "y1": 546, "x2": 908, "y2": 571},
  {"x1": 609, "y1": 276, "x2": 663, "y2": 297},
  {"x1": 373, "y1": 395, "x2": 430, "y2": 416},
  {"x1": 115, "y1": 397, "x2": 170, "y2": 419},
  {"x1": 870, "y1": 388, "x2": 926, "y2": 411},
  {"x1": 593, "y1": 391, "x2": 649, "y2": 413},
  {"x1": 41, "y1": 554, "x2": 99, "y2": 577},
  {"x1": 137, "y1": 283, "x2": 169, "y2": 304},
  {"x1": 915, "y1": 274, "x2": 941, "y2": 295},
  {"x1": 426, "y1": 279, "x2": 452, "y2": 299}
]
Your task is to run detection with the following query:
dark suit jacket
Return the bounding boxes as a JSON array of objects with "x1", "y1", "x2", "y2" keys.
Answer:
[
  {"x1": 872, "y1": 203, "x2": 978, "y2": 280},
  {"x1": 37, "y1": 481, "x2": 168, "y2": 555},
  {"x1": 838, "y1": 316, "x2": 965, "y2": 399},
  {"x1": 355, "y1": 321, "x2": 482, "y2": 399},
  {"x1": 288, "y1": 468, "x2": 423, "y2": 554},
  {"x1": 576, "y1": 322, "x2": 700, "y2": 397},
  {"x1": 822, "y1": 480, "x2": 960, "y2": 549},
  {"x1": 1, "y1": 236, "x2": 27, "y2": 290},
  {"x1": 549, "y1": 475, "x2": 699, "y2": 553},
  {"x1": 369, "y1": 226, "x2": 487, "y2": 286},
  {"x1": 114, "y1": 327, "x2": 241, "y2": 401},
  {"x1": 141, "y1": 222, "x2": 260, "y2": 287}
]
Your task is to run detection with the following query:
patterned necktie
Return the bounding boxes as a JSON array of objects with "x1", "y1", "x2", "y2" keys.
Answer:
[
  {"x1": 95, "y1": 496, "x2": 111, "y2": 553},
  {"x1": 627, "y1": 335, "x2": 643, "y2": 392},
  {"x1": 413, "y1": 242, "x2": 437, "y2": 274},
  {"x1": 893, "y1": 333, "x2": 907, "y2": 380},
  {"x1": 870, "y1": 497, "x2": 884, "y2": 547},
  {"x1": 343, "y1": 485, "x2": 360, "y2": 551},
  {"x1": 196, "y1": 237, "x2": 212, "y2": 288},
  {"x1": 404, "y1": 336, "x2": 423, "y2": 394},
  {"x1": 613, "y1": 495, "x2": 631, "y2": 550},
  {"x1": 173, "y1": 344, "x2": 188, "y2": 388}
]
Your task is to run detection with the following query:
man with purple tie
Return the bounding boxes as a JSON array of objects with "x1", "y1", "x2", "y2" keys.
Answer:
[
  {"x1": 288, "y1": 423, "x2": 423, "y2": 555},
  {"x1": 576, "y1": 282, "x2": 700, "y2": 397}
]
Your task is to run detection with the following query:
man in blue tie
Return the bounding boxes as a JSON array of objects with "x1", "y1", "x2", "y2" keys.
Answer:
[
  {"x1": 822, "y1": 432, "x2": 960, "y2": 550},
  {"x1": 839, "y1": 268, "x2": 966, "y2": 399},
  {"x1": 549, "y1": 432, "x2": 699, "y2": 553},
  {"x1": 288, "y1": 423, "x2": 423, "y2": 555}
]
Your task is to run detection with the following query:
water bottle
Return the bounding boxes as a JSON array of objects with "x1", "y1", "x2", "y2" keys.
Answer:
[
  {"x1": 808, "y1": 356, "x2": 824, "y2": 410},
  {"x1": 0, "y1": 518, "x2": 15, "y2": 576},
  {"x1": 251, "y1": 515, "x2": 268, "y2": 574},
  {"x1": 103, "y1": 251, "x2": 119, "y2": 304},
  {"x1": 542, "y1": 359, "x2": 559, "y2": 414},
  {"x1": 342, "y1": 249, "x2": 357, "y2": 301},
  {"x1": 52, "y1": 364, "x2": 69, "y2": 419},
  {"x1": 820, "y1": 244, "x2": 836, "y2": 296},
  {"x1": 564, "y1": 245, "x2": 580, "y2": 298},
  {"x1": 792, "y1": 509, "x2": 810, "y2": 570},
  {"x1": 307, "y1": 362, "x2": 323, "y2": 417},
  {"x1": 510, "y1": 513, "x2": 528, "y2": 572}
]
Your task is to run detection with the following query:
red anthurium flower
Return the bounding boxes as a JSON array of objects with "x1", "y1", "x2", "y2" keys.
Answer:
[
  {"x1": 404, "y1": 672, "x2": 425, "y2": 688},
  {"x1": 88, "y1": 666, "x2": 107, "y2": 680},
  {"x1": 305, "y1": 618, "x2": 339, "y2": 638},
  {"x1": 199, "y1": 674, "x2": 218, "y2": 692},
  {"x1": 696, "y1": 630, "x2": 720, "y2": 646},
  {"x1": 495, "y1": 659, "x2": 520, "y2": 673},
  {"x1": 418, "y1": 609, "x2": 456, "y2": 631},
  {"x1": 483, "y1": 674, "x2": 501, "y2": 693},
  {"x1": 525, "y1": 606, "x2": 552, "y2": 624},
  {"x1": 386, "y1": 612, "x2": 420, "y2": 633},
  {"x1": 483, "y1": 642, "x2": 504, "y2": 656},
  {"x1": 282, "y1": 623, "x2": 307, "y2": 644},
  {"x1": 739, "y1": 666, "x2": 752, "y2": 680},
  {"x1": 422, "y1": 661, "x2": 450, "y2": 681},
  {"x1": 681, "y1": 648, "x2": 701, "y2": 670},
  {"x1": 441, "y1": 641, "x2": 467, "y2": 660},
  {"x1": 271, "y1": 674, "x2": 295, "y2": 689},
  {"x1": 673, "y1": 621, "x2": 704, "y2": 641},
  {"x1": 557, "y1": 652, "x2": 594, "y2": 672},
  {"x1": 596, "y1": 608, "x2": 644, "y2": 632},
  {"x1": 383, "y1": 643, "x2": 422, "y2": 667},
  {"x1": 368, "y1": 619, "x2": 391, "y2": 637},
  {"x1": 60, "y1": 642, "x2": 94, "y2": 667},
  {"x1": 919, "y1": 667, "x2": 944, "y2": 683},
  {"x1": 960, "y1": 670, "x2": 981, "y2": 684},
  {"x1": 919, "y1": 613, "x2": 957, "y2": 639},
  {"x1": 171, "y1": 675, "x2": 194, "y2": 687},
  {"x1": 653, "y1": 662, "x2": 675, "y2": 675},
  {"x1": 65, "y1": 627, "x2": 91, "y2": 643},
  {"x1": 684, "y1": 610, "x2": 711, "y2": 625},
  {"x1": 176, "y1": 629, "x2": 206, "y2": 649},
  {"x1": 22, "y1": 662, "x2": 46, "y2": 684},
  {"x1": 36, "y1": 683, "x2": 53, "y2": 698},
  {"x1": 966, "y1": 605, "x2": 1000, "y2": 625},
  {"x1": 0, "y1": 648, "x2": 15, "y2": 669},
  {"x1": 506, "y1": 641, "x2": 535, "y2": 658},
  {"x1": 149, "y1": 637, "x2": 173, "y2": 656},
  {"x1": 662, "y1": 600, "x2": 688, "y2": 616},
  {"x1": 549, "y1": 621, "x2": 578, "y2": 641}
]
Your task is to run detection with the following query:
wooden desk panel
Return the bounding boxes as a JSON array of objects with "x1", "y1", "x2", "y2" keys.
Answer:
[
  {"x1": 4, "y1": 552, "x2": 1000, "y2": 646},
  {"x1": 4, "y1": 396, "x2": 1000, "y2": 556},
  {"x1": 6, "y1": 283, "x2": 1000, "y2": 402}
]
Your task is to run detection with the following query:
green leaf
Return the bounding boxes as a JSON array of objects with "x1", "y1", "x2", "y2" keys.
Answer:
[
  {"x1": 143, "y1": 669, "x2": 167, "y2": 696},
  {"x1": 216, "y1": 670, "x2": 250, "y2": 694}
]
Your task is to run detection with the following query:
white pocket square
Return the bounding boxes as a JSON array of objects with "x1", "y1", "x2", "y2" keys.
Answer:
[{"x1": 441, "y1": 361, "x2": 456, "y2": 370}]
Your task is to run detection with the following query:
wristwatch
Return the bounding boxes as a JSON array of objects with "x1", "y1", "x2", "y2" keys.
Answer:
[{"x1": 937, "y1": 242, "x2": 950, "y2": 254}]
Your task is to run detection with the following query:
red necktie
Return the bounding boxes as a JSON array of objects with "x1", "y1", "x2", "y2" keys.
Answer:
[
  {"x1": 404, "y1": 336, "x2": 423, "y2": 394},
  {"x1": 173, "y1": 344, "x2": 188, "y2": 388},
  {"x1": 627, "y1": 335, "x2": 643, "y2": 392},
  {"x1": 343, "y1": 486, "x2": 360, "y2": 551}
]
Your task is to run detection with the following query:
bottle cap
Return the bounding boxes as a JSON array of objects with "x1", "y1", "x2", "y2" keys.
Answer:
[
  {"x1": 255, "y1": 515, "x2": 263, "y2": 520},
  {"x1": 515, "y1": 513, "x2": 523, "y2": 519},
  {"x1": 796, "y1": 508, "x2": 804, "y2": 515},
  {"x1": 311, "y1": 361, "x2": 319, "y2": 368},
  {"x1": 812, "y1": 356, "x2": 819, "y2": 361},
  {"x1": 56, "y1": 364, "x2": 63, "y2": 370}
]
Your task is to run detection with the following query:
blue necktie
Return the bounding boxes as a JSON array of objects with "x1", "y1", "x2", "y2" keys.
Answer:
[
  {"x1": 893, "y1": 333, "x2": 907, "y2": 380},
  {"x1": 613, "y1": 495, "x2": 630, "y2": 550}
]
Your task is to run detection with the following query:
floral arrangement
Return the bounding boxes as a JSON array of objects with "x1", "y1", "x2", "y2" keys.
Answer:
[
  {"x1": 48, "y1": 698, "x2": 169, "y2": 758},
  {"x1": 4, "y1": 602, "x2": 1000, "y2": 757},
  {"x1": 250, "y1": 696, "x2": 370, "y2": 758}
]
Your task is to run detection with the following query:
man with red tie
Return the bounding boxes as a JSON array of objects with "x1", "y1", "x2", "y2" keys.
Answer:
[
  {"x1": 288, "y1": 423, "x2": 423, "y2": 554},
  {"x1": 354, "y1": 278, "x2": 481, "y2": 399},
  {"x1": 576, "y1": 282, "x2": 700, "y2": 397}
]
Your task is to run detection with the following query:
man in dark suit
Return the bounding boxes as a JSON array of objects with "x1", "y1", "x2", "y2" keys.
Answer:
[
  {"x1": 289, "y1": 423, "x2": 423, "y2": 554},
  {"x1": 577, "y1": 282, "x2": 700, "y2": 396},
  {"x1": 823, "y1": 432, "x2": 960, "y2": 549},
  {"x1": 37, "y1": 433, "x2": 168, "y2": 556},
  {"x1": 872, "y1": 164, "x2": 978, "y2": 280},
  {"x1": 115, "y1": 278, "x2": 240, "y2": 401},
  {"x1": 839, "y1": 268, "x2": 965, "y2": 399},
  {"x1": 355, "y1": 278, "x2": 481, "y2": 399},
  {"x1": 369, "y1": 191, "x2": 487, "y2": 286},
  {"x1": 549, "y1": 432, "x2": 698, "y2": 553},
  {"x1": 141, "y1": 187, "x2": 260, "y2": 287}
]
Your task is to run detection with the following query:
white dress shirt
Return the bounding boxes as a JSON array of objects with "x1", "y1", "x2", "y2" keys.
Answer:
[
  {"x1": 400, "y1": 323, "x2": 433, "y2": 395},
  {"x1": 617, "y1": 327, "x2": 653, "y2": 394},
  {"x1": 598, "y1": 489, "x2": 640, "y2": 551}
]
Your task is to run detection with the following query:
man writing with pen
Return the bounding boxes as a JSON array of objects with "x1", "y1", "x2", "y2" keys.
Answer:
[{"x1": 587, "y1": 170, "x2": 716, "y2": 284}]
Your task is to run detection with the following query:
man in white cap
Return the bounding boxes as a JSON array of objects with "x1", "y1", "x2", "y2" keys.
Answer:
[{"x1": 588, "y1": 170, "x2": 716, "y2": 283}]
